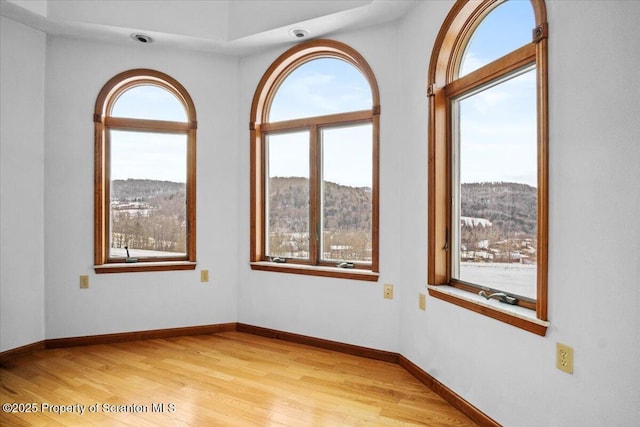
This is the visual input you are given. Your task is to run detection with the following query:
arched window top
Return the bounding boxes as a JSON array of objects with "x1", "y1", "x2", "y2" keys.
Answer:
[
  {"x1": 95, "y1": 69, "x2": 196, "y2": 125},
  {"x1": 268, "y1": 57, "x2": 372, "y2": 122},
  {"x1": 111, "y1": 85, "x2": 188, "y2": 122},
  {"x1": 428, "y1": 0, "x2": 547, "y2": 87},
  {"x1": 458, "y1": 0, "x2": 535, "y2": 77},
  {"x1": 251, "y1": 39, "x2": 380, "y2": 127}
]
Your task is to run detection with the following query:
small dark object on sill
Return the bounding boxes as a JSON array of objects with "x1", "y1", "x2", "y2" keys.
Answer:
[
  {"x1": 337, "y1": 262, "x2": 355, "y2": 269},
  {"x1": 479, "y1": 290, "x2": 518, "y2": 305},
  {"x1": 124, "y1": 245, "x2": 138, "y2": 263}
]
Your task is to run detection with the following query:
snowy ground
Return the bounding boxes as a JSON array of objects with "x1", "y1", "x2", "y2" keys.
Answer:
[
  {"x1": 110, "y1": 247, "x2": 186, "y2": 258},
  {"x1": 459, "y1": 262, "x2": 537, "y2": 300}
]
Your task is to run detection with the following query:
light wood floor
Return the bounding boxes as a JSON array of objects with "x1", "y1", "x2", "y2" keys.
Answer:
[{"x1": 1, "y1": 332, "x2": 477, "y2": 426}]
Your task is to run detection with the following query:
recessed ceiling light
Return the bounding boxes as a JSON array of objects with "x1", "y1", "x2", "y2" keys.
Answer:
[
  {"x1": 131, "y1": 33, "x2": 153, "y2": 44},
  {"x1": 289, "y1": 28, "x2": 310, "y2": 39}
]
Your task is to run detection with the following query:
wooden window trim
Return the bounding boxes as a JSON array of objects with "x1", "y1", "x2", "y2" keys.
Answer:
[
  {"x1": 427, "y1": 0, "x2": 549, "y2": 335},
  {"x1": 94, "y1": 69, "x2": 197, "y2": 273},
  {"x1": 250, "y1": 262, "x2": 379, "y2": 282},
  {"x1": 250, "y1": 40, "x2": 380, "y2": 280},
  {"x1": 259, "y1": 110, "x2": 373, "y2": 133},
  {"x1": 95, "y1": 261, "x2": 197, "y2": 275}
]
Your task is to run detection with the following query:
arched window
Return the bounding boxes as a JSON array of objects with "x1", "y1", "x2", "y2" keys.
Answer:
[
  {"x1": 427, "y1": 0, "x2": 549, "y2": 334},
  {"x1": 250, "y1": 40, "x2": 380, "y2": 281},
  {"x1": 94, "y1": 69, "x2": 197, "y2": 273}
]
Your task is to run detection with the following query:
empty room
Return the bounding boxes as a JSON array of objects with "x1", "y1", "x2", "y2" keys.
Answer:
[{"x1": 1, "y1": 0, "x2": 639, "y2": 425}]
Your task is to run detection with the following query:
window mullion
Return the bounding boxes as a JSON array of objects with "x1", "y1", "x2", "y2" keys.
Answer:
[{"x1": 309, "y1": 125, "x2": 320, "y2": 265}]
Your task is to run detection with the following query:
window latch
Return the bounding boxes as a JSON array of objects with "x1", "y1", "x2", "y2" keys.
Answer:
[
  {"x1": 479, "y1": 290, "x2": 518, "y2": 305},
  {"x1": 124, "y1": 246, "x2": 138, "y2": 263},
  {"x1": 270, "y1": 257, "x2": 286, "y2": 263},
  {"x1": 443, "y1": 227, "x2": 449, "y2": 251},
  {"x1": 337, "y1": 262, "x2": 355, "y2": 269}
]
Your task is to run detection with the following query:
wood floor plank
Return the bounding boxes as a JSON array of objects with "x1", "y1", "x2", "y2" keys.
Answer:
[{"x1": 1, "y1": 332, "x2": 477, "y2": 426}]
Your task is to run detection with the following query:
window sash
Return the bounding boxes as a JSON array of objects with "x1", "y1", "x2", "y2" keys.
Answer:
[
  {"x1": 264, "y1": 130, "x2": 311, "y2": 261},
  {"x1": 444, "y1": 57, "x2": 541, "y2": 310},
  {"x1": 449, "y1": 65, "x2": 538, "y2": 303},
  {"x1": 320, "y1": 123, "x2": 373, "y2": 265},
  {"x1": 261, "y1": 117, "x2": 373, "y2": 269},
  {"x1": 106, "y1": 129, "x2": 189, "y2": 262}
]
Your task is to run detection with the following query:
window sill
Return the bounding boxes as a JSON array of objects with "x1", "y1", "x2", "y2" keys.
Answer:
[
  {"x1": 94, "y1": 261, "x2": 197, "y2": 274},
  {"x1": 250, "y1": 262, "x2": 379, "y2": 282},
  {"x1": 427, "y1": 285, "x2": 549, "y2": 336}
]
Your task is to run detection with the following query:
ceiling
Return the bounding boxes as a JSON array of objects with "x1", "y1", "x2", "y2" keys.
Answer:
[{"x1": 1, "y1": 0, "x2": 418, "y2": 55}]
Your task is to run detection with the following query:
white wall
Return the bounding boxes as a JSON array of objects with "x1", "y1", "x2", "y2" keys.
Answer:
[
  {"x1": 43, "y1": 36, "x2": 240, "y2": 338},
  {"x1": 397, "y1": 1, "x2": 640, "y2": 426},
  {"x1": 5, "y1": 0, "x2": 47, "y2": 17},
  {"x1": 0, "y1": 17, "x2": 46, "y2": 352},
  {"x1": 2, "y1": 1, "x2": 640, "y2": 425},
  {"x1": 47, "y1": 0, "x2": 228, "y2": 41},
  {"x1": 236, "y1": 23, "x2": 405, "y2": 352}
]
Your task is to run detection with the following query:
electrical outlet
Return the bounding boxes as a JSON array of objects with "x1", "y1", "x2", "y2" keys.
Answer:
[
  {"x1": 383, "y1": 284, "x2": 393, "y2": 300},
  {"x1": 201, "y1": 269, "x2": 209, "y2": 282},
  {"x1": 556, "y1": 343, "x2": 574, "y2": 374},
  {"x1": 419, "y1": 293, "x2": 426, "y2": 311},
  {"x1": 79, "y1": 275, "x2": 89, "y2": 289}
]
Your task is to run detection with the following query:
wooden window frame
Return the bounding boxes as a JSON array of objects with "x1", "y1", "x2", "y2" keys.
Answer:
[
  {"x1": 94, "y1": 69, "x2": 197, "y2": 274},
  {"x1": 427, "y1": 0, "x2": 549, "y2": 335},
  {"x1": 250, "y1": 40, "x2": 380, "y2": 281}
]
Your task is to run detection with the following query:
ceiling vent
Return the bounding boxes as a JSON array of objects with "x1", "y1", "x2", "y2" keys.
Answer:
[
  {"x1": 288, "y1": 28, "x2": 310, "y2": 39},
  {"x1": 131, "y1": 33, "x2": 153, "y2": 44}
]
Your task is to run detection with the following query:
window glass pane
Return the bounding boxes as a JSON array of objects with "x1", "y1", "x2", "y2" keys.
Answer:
[
  {"x1": 111, "y1": 85, "x2": 188, "y2": 122},
  {"x1": 269, "y1": 58, "x2": 372, "y2": 122},
  {"x1": 266, "y1": 131, "x2": 310, "y2": 259},
  {"x1": 321, "y1": 124, "x2": 372, "y2": 263},
  {"x1": 459, "y1": 0, "x2": 535, "y2": 77},
  {"x1": 109, "y1": 130, "x2": 187, "y2": 259},
  {"x1": 453, "y1": 68, "x2": 537, "y2": 299}
]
